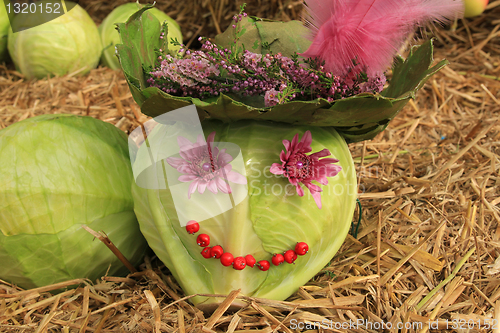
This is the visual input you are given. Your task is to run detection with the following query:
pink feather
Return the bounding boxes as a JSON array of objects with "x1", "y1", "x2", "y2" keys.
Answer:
[{"x1": 300, "y1": 0, "x2": 463, "y2": 77}]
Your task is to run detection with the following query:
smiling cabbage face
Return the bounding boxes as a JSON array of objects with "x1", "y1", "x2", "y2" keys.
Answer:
[{"x1": 130, "y1": 119, "x2": 357, "y2": 310}]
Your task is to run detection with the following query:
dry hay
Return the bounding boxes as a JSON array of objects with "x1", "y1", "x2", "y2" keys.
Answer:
[{"x1": 1, "y1": 1, "x2": 500, "y2": 332}]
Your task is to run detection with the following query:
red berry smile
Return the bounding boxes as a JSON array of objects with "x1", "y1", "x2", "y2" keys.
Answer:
[{"x1": 187, "y1": 219, "x2": 308, "y2": 271}]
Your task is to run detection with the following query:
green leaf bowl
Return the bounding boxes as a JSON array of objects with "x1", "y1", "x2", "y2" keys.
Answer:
[{"x1": 116, "y1": 5, "x2": 446, "y2": 143}]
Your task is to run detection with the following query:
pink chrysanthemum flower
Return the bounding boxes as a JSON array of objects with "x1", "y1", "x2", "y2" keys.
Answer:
[
  {"x1": 270, "y1": 131, "x2": 341, "y2": 209},
  {"x1": 166, "y1": 132, "x2": 247, "y2": 199}
]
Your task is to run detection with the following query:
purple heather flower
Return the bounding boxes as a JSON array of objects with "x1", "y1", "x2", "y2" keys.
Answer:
[
  {"x1": 264, "y1": 89, "x2": 280, "y2": 107},
  {"x1": 166, "y1": 132, "x2": 247, "y2": 199},
  {"x1": 270, "y1": 131, "x2": 342, "y2": 209},
  {"x1": 149, "y1": 31, "x2": 383, "y2": 103},
  {"x1": 358, "y1": 73, "x2": 386, "y2": 93}
]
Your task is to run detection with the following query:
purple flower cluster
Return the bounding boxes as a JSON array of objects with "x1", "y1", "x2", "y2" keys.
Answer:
[
  {"x1": 358, "y1": 73, "x2": 387, "y2": 94},
  {"x1": 264, "y1": 89, "x2": 280, "y2": 107},
  {"x1": 148, "y1": 51, "x2": 222, "y2": 97},
  {"x1": 146, "y1": 11, "x2": 386, "y2": 106}
]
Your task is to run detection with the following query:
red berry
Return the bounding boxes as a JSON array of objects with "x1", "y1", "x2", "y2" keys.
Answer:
[
  {"x1": 245, "y1": 254, "x2": 256, "y2": 268},
  {"x1": 196, "y1": 234, "x2": 210, "y2": 247},
  {"x1": 186, "y1": 220, "x2": 200, "y2": 234},
  {"x1": 220, "y1": 252, "x2": 234, "y2": 266},
  {"x1": 272, "y1": 253, "x2": 285, "y2": 266},
  {"x1": 257, "y1": 260, "x2": 270, "y2": 271},
  {"x1": 284, "y1": 250, "x2": 297, "y2": 264},
  {"x1": 210, "y1": 245, "x2": 224, "y2": 259},
  {"x1": 295, "y1": 242, "x2": 309, "y2": 255},
  {"x1": 201, "y1": 247, "x2": 212, "y2": 259},
  {"x1": 233, "y1": 257, "x2": 246, "y2": 270}
]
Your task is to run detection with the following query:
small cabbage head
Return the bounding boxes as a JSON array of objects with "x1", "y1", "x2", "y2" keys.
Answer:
[
  {"x1": 99, "y1": 2, "x2": 182, "y2": 70},
  {"x1": 0, "y1": 114, "x2": 148, "y2": 289},
  {"x1": 0, "y1": 0, "x2": 9, "y2": 62},
  {"x1": 130, "y1": 114, "x2": 357, "y2": 311},
  {"x1": 7, "y1": 1, "x2": 102, "y2": 79}
]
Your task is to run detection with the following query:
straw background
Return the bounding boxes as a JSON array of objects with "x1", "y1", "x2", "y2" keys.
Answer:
[{"x1": 1, "y1": 0, "x2": 500, "y2": 332}]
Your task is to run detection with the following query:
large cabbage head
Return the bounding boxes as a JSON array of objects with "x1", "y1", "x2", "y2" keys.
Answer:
[
  {"x1": 7, "y1": 1, "x2": 102, "y2": 79},
  {"x1": 130, "y1": 109, "x2": 357, "y2": 311},
  {"x1": 0, "y1": 0, "x2": 9, "y2": 62},
  {"x1": 99, "y1": 2, "x2": 182, "y2": 70},
  {"x1": 0, "y1": 114, "x2": 148, "y2": 289}
]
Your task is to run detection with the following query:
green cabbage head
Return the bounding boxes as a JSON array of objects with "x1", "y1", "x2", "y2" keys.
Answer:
[
  {"x1": 0, "y1": 114, "x2": 148, "y2": 289},
  {"x1": 0, "y1": 0, "x2": 9, "y2": 62},
  {"x1": 7, "y1": 1, "x2": 102, "y2": 79},
  {"x1": 99, "y1": 2, "x2": 182, "y2": 70},
  {"x1": 130, "y1": 114, "x2": 357, "y2": 311}
]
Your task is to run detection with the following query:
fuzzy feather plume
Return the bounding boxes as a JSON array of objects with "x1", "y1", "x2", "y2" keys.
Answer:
[{"x1": 300, "y1": 0, "x2": 463, "y2": 77}]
